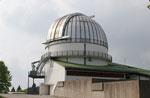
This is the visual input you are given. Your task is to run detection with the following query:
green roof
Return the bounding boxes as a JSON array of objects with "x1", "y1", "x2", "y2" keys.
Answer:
[{"x1": 54, "y1": 60, "x2": 150, "y2": 77}]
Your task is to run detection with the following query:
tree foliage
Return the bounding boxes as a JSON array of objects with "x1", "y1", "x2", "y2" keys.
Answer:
[
  {"x1": 11, "y1": 87, "x2": 15, "y2": 92},
  {"x1": 17, "y1": 85, "x2": 22, "y2": 92},
  {"x1": 148, "y1": 4, "x2": 150, "y2": 9},
  {"x1": 0, "y1": 61, "x2": 11, "y2": 93}
]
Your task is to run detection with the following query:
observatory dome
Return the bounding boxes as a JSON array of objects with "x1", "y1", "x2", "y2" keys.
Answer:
[
  {"x1": 47, "y1": 13, "x2": 108, "y2": 48},
  {"x1": 44, "y1": 13, "x2": 112, "y2": 64}
]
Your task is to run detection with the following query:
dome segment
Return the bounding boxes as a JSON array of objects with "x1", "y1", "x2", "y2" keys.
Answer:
[{"x1": 46, "y1": 13, "x2": 108, "y2": 48}]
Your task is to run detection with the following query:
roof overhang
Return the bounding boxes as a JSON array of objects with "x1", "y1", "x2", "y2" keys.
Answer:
[{"x1": 54, "y1": 60, "x2": 150, "y2": 77}]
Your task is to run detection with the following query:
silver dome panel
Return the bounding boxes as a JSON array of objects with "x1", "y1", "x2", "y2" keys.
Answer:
[{"x1": 47, "y1": 13, "x2": 108, "y2": 48}]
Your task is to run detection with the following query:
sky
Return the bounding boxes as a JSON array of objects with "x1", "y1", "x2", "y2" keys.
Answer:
[{"x1": 0, "y1": 0, "x2": 150, "y2": 89}]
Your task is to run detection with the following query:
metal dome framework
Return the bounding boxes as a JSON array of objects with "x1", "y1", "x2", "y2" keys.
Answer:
[{"x1": 45, "y1": 13, "x2": 108, "y2": 48}]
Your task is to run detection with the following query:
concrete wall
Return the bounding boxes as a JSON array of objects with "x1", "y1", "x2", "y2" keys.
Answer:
[
  {"x1": 39, "y1": 83, "x2": 49, "y2": 95},
  {"x1": 104, "y1": 80, "x2": 140, "y2": 98},
  {"x1": 54, "y1": 79, "x2": 104, "y2": 98},
  {"x1": 54, "y1": 79, "x2": 140, "y2": 98}
]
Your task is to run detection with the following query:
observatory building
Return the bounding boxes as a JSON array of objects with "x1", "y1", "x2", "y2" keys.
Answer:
[{"x1": 29, "y1": 13, "x2": 150, "y2": 97}]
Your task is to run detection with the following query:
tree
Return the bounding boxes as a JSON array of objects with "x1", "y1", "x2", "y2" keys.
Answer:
[
  {"x1": 11, "y1": 87, "x2": 15, "y2": 92},
  {"x1": 17, "y1": 85, "x2": 22, "y2": 92},
  {"x1": 148, "y1": 0, "x2": 150, "y2": 9},
  {"x1": 0, "y1": 61, "x2": 11, "y2": 93},
  {"x1": 148, "y1": 4, "x2": 150, "y2": 9}
]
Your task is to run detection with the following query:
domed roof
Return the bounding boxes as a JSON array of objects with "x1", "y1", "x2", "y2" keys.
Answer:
[{"x1": 46, "y1": 13, "x2": 108, "y2": 48}]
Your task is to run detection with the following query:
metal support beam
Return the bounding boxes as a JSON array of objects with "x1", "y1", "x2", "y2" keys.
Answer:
[
  {"x1": 27, "y1": 72, "x2": 29, "y2": 94},
  {"x1": 33, "y1": 78, "x2": 35, "y2": 84}
]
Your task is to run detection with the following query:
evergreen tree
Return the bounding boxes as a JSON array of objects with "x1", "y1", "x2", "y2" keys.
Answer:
[
  {"x1": 148, "y1": 4, "x2": 150, "y2": 9},
  {"x1": 148, "y1": 0, "x2": 150, "y2": 9},
  {"x1": 17, "y1": 85, "x2": 22, "y2": 92},
  {"x1": 11, "y1": 87, "x2": 15, "y2": 92},
  {"x1": 0, "y1": 61, "x2": 11, "y2": 93}
]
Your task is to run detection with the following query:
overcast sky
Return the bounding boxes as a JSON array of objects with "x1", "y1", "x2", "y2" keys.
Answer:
[{"x1": 0, "y1": 0, "x2": 150, "y2": 89}]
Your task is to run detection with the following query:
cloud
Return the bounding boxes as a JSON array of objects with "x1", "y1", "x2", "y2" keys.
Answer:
[
  {"x1": 103, "y1": 0, "x2": 150, "y2": 68},
  {"x1": 0, "y1": 0, "x2": 58, "y2": 35}
]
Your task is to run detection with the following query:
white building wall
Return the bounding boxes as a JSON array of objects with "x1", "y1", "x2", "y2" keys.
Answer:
[{"x1": 44, "y1": 60, "x2": 66, "y2": 85}]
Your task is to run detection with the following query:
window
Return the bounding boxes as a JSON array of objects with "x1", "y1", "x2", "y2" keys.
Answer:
[
  {"x1": 57, "y1": 81, "x2": 64, "y2": 87},
  {"x1": 92, "y1": 82, "x2": 104, "y2": 91}
]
